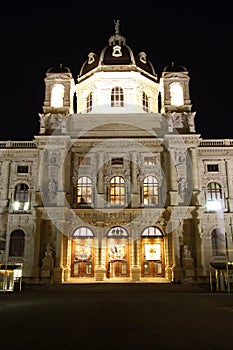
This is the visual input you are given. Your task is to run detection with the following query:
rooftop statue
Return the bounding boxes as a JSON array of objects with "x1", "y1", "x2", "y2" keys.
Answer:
[{"x1": 114, "y1": 19, "x2": 120, "y2": 34}]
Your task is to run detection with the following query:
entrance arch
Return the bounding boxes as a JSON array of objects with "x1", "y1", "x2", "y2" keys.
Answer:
[
  {"x1": 106, "y1": 227, "x2": 130, "y2": 278},
  {"x1": 141, "y1": 226, "x2": 165, "y2": 277},
  {"x1": 71, "y1": 227, "x2": 94, "y2": 277}
]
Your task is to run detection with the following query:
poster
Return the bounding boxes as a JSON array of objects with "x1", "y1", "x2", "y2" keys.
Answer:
[{"x1": 144, "y1": 243, "x2": 161, "y2": 260}]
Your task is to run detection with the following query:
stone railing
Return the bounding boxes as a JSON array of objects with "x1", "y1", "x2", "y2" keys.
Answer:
[
  {"x1": 0, "y1": 141, "x2": 37, "y2": 148},
  {"x1": 199, "y1": 139, "x2": 233, "y2": 147}
]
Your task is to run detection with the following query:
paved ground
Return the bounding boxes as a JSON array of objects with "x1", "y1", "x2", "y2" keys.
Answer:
[{"x1": 0, "y1": 283, "x2": 233, "y2": 350}]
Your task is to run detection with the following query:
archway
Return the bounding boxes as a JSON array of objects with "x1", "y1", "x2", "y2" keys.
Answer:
[
  {"x1": 106, "y1": 227, "x2": 129, "y2": 278},
  {"x1": 71, "y1": 227, "x2": 94, "y2": 277},
  {"x1": 141, "y1": 227, "x2": 165, "y2": 277}
]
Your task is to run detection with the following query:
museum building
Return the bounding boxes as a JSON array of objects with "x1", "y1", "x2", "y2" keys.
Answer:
[{"x1": 0, "y1": 22, "x2": 232, "y2": 288}]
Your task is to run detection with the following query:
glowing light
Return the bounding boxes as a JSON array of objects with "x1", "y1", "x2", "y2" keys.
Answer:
[
  {"x1": 51, "y1": 84, "x2": 64, "y2": 107},
  {"x1": 206, "y1": 200, "x2": 222, "y2": 212},
  {"x1": 13, "y1": 201, "x2": 20, "y2": 211},
  {"x1": 170, "y1": 82, "x2": 184, "y2": 106}
]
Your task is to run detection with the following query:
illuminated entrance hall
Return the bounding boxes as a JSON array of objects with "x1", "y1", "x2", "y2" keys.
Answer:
[
  {"x1": 0, "y1": 20, "x2": 233, "y2": 289},
  {"x1": 69, "y1": 226, "x2": 165, "y2": 282}
]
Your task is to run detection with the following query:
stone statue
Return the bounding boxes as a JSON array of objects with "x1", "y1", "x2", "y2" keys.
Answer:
[
  {"x1": 48, "y1": 178, "x2": 57, "y2": 193},
  {"x1": 45, "y1": 243, "x2": 53, "y2": 258},
  {"x1": 178, "y1": 176, "x2": 187, "y2": 194},
  {"x1": 183, "y1": 244, "x2": 191, "y2": 258},
  {"x1": 114, "y1": 19, "x2": 120, "y2": 34}
]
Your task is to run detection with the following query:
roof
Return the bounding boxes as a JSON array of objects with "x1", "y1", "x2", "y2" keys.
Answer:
[{"x1": 78, "y1": 21, "x2": 157, "y2": 82}]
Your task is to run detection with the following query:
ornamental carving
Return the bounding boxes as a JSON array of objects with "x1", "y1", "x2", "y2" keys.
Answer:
[{"x1": 39, "y1": 113, "x2": 66, "y2": 130}]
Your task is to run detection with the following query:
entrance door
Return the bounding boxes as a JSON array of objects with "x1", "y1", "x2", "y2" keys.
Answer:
[
  {"x1": 141, "y1": 238, "x2": 164, "y2": 277},
  {"x1": 107, "y1": 239, "x2": 129, "y2": 278},
  {"x1": 72, "y1": 238, "x2": 94, "y2": 277}
]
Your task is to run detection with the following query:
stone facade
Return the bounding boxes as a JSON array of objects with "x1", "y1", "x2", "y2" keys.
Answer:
[{"x1": 0, "y1": 25, "x2": 232, "y2": 287}]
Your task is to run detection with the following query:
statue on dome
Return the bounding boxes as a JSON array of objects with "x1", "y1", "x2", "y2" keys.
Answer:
[{"x1": 114, "y1": 19, "x2": 120, "y2": 34}]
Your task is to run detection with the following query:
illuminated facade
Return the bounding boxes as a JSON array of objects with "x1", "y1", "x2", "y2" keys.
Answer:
[{"x1": 0, "y1": 22, "x2": 232, "y2": 287}]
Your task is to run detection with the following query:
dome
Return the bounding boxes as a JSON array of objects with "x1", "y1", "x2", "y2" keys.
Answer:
[
  {"x1": 78, "y1": 22, "x2": 157, "y2": 82},
  {"x1": 47, "y1": 63, "x2": 71, "y2": 74},
  {"x1": 163, "y1": 62, "x2": 187, "y2": 72}
]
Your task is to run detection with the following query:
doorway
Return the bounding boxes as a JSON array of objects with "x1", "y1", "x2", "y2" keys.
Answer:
[
  {"x1": 71, "y1": 227, "x2": 94, "y2": 277},
  {"x1": 106, "y1": 227, "x2": 130, "y2": 278},
  {"x1": 141, "y1": 227, "x2": 164, "y2": 277}
]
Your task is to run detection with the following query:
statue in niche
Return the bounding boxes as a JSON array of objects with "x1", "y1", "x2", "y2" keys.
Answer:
[
  {"x1": 48, "y1": 178, "x2": 57, "y2": 194},
  {"x1": 72, "y1": 169, "x2": 79, "y2": 186},
  {"x1": 183, "y1": 244, "x2": 191, "y2": 259},
  {"x1": 178, "y1": 176, "x2": 187, "y2": 194},
  {"x1": 44, "y1": 243, "x2": 53, "y2": 258},
  {"x1": 175, "y1": 151, "x2": 186, "y2": 165}
]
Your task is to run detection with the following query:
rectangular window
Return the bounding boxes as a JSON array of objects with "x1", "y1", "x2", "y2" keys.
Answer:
[
  {"x1": 111, "y1": 158, "x2": 123, "y2": 166},
  {"x1": 207, "y1": 164, "x2": 219, "y2": 172},
  {"x1": 17, "y1": 165, "x2": 29, "y2": 173},
  {"x1": 144, "y1": 156, "x2": 156, "y2": 165},
  {"x1": 78, "y1": 157, "x2": 91, "y2": 166}
]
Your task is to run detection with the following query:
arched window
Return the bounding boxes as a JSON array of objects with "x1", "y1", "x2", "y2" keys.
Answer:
[
  {"x1": 107, "y1": 226, "x2": 129, "y2": 237},
  {"x1": 51, "y1": 84, "x2": 64, "y2": 107},
  {"x1": 73, "y1": 227, "x2": 94, "y2": 238},
  {"x1": 141, "y1": 226, "x2": 163, "y2": 237},
  {"x1": 13, "y1": 183, "x2": 29, "y2": 211},
  {"x1": 111, "y1": 87, "x2": 124, "y2": 107},
  {"x1": 142, "y1": 92, "x2": 149, "y2": 112},
  {"x1": 77, "y1": 177, "x2": 92, "y2": 205},
  {"x1": 110, "y1": 176, "x2": 125, "y2": 206},
  {"x1": 169, "y1": 82, "x2": 184, "y2": 106},
  {"x1": 86, "y1": 92, "x2": 92, "y2": 113},
  {"x1": 143, "y1": 176, "x2": 159, "y2": 206},
  {"x1": 9, "y1": 230, "x2": 25, "y2": 257},
  {"x1": 206, "y1": 182, "x2": 223, "y2": 212},
  {"x1": 211, "y1": 229, "x2": 225, "y2": 256}
]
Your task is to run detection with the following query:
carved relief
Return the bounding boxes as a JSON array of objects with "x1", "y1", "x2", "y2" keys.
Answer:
[{"x1": 39, "y1": 113, "x2": 66, "y2": 130}]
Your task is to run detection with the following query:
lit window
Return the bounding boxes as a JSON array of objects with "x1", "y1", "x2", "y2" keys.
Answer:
[
  {"x1": 51, "y1": 84, "x2": 64, "y2": 108},
  {"x1": 107, "y1": 227, "x2": 129, "y2": 237},
  {"x1": 142, "y1": 92, "x2": 149, "y2": 112},
  {"x1": 9, "y1": 230, "x2": 25, "y2": 257},
  {"x1": 138, "y1": 52, "x2": 147, "y2": 64},
  {"x1": 86, "y1": 92, "x2": 92, "y2": 113},
  {"x1": 112, "y1": 45, "x2": 122, "y2": 57},
  {"x1": 110, "y1": 176, "x2": 125, "y2": 206},
  {"x1": 13, "y1": 183, "x2": 29, "y2": 211},
  {"x1": 88, "y1": 52, "x2": 96, "y2": 64},
  {"x1": 206, "y1": 182, "x2": 223, "y2": 212},
  {"x1": 141, "y1": 226, "x2": 163, "y2": 237},
  {"x1": 170, "y1": 82, "x2": 184, "y2": 106},
  {"x1": 111, "y1": 87, "x2": 124, "y2": 107},
  {"x1": 144, "y1": 156, "x2": 156, "y2": 165},
  {"x1": 77, "y1": 177, "x2": 92, "y2": 205},
  {"x1": 73, "y1": 227, "x2": 94, "y2": 238},
  {"x1": 143, "y1": 176, "x2": 159, "y2": 206}
]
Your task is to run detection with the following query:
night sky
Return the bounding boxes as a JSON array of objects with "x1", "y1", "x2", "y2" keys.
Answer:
[{"x1": 1, "y1": 4, "x2": 231, "y2": 141}]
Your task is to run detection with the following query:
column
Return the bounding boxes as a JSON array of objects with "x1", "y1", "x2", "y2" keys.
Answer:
[
  {"x1": 169, "y1": 150, "x2": 177, "y2": 205},
  {"x1": 131, "y1": 152, "x2": 137, "y2": 193},
  {"x1": 52, "y1": 223, "x2": 64, "y2": 283},
  {"x1": 225, "y1": 159, "x2": 233, "y2": 211},
  {"x1": 1, "y1": 160, "x2": 11, "y2": 201},
  {"x1": 190, "y1": 148, "x2": 199, "y2": 191},
  {"x1": 95, "y1": 228, "x2": 105, "y2": 281},
  {"x1": 98, "y1": 152, "x2": 104, "y2": 193},
  {"x1": 130, "y1": 225, "x2": 141, "y2": 281}
]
